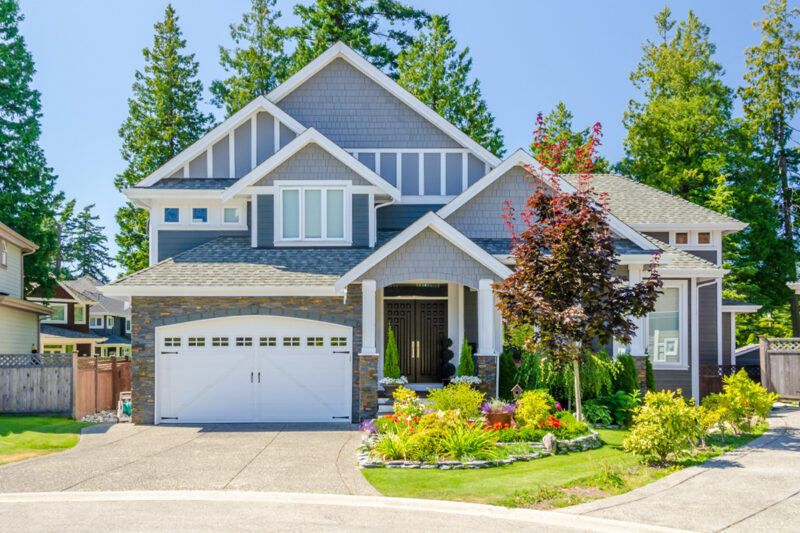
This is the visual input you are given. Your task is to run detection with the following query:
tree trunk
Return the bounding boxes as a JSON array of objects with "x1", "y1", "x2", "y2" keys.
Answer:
[
  {"x1": 778, "y1": 123, "x2": 799, "y2": 336},
  {"x1": 573, "y1": 358, "x2": 583, "y2": 421}
]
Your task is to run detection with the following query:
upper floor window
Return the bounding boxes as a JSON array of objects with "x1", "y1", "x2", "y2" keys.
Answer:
[
  {"x1": 674, "y1": 232, "x2": 689, "y2": 245},
  {"x1": 90, "y1": 316, "x2": 103, "y2": 328},
  {"x1": 44, "y1": 303, "x2": 67, "y2": 324},
  {"x1": 164, "y1": 208, "x2": 180, "y2": 223},
  {"x1": 191, "y1": 208, "x2": 208, "y2": 224},
  {"x1": 125, "y1": 318, "x2": 131, "y2": 334},
  {"x1": 73, "y1": 305, "x2": 85, "y2": 324},
  {"x1": 280, "y1": 187, "x2": 345, "y2": 241},
  {"x1": 0, "y1": 240, "x2": 7, "y2": 268},
  {"x1": 106, "y1": 316, "x2": 114, "y2": 329},
  {"x1": 697, "y1": 232, "x2": 711, "y2": 245},
  {"x1": 223, "y1": 207, "x2": 240, "y2": 224}
]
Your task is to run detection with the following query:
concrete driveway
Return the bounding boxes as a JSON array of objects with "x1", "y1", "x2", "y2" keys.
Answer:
[{"x1": 0, "y1": 423, "x2": 377, "y2": 496}]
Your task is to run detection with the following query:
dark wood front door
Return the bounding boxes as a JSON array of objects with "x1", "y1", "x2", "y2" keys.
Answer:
[{"x1": 384, "y1": 300, "x2": 447, "y2": 383}]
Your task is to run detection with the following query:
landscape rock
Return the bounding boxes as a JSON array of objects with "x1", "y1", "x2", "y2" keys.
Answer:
[{"x1": 542, "y1": 432, "x2": 558, "y2": 452}]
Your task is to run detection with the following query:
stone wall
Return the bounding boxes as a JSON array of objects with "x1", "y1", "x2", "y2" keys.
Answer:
[
  {"x1": 357, "y1": 354, "x2": 378, "y2": 421},
  {"x1": 130, "y1": 287, "x2": 362, "y2": 424},
  {"x1": 476, "y1": 354, "x2": 498, "y2": 397}
]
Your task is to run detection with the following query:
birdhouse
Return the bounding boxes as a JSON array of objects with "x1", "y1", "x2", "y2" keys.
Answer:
[{"x1": 511, "y1": 384, "x2": 523, "y2": 399}]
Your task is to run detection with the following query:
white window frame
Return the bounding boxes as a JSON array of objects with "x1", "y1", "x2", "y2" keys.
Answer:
[
  {"x1": 43, "y1": 303, "x2": 68, "y2": 324},
  {"x1": 73, "y1": 305, "x2": 86, "y2": 324},
  {"x1": 0, "y1": 240, "x2": 7, "y2": 268},
  {"x1": 669, "y1": 230, "x2": 716, "y2": 248},
  {"x1": 191, "y1": 207, "x2": 209, "y2": 225},
  {"x1": 647, "y1": 279, "x2": 689, "y2": 370},
  {"x1": 274, "y1": 181, "x2": 351, "y2": 246},
  {"x1": 163, "y1": 207, "x2": 180, "y2": 224},
  {"x1": 90, "y1": 316, "x2": 104, "y2": 328},
  {"x1": 106, "y1": 316, "x2": 114, "y2": 329},
  {"x1": 125, "y1": 318, "x2": 131, "y2": 334},
  {"x1": 222, "y1": 206, "x2": 241, "y2": 224}
]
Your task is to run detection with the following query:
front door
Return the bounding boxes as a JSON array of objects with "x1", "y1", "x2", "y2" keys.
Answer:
[{"x1": 384, "y1": 300, "x2": 447, "y2": 383}]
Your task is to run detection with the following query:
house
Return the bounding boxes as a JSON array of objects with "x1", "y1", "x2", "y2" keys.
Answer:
[
  {"x1": 0, "y1": 221, "x2": 53, "y2": 353},
  {"x1": 28, "y1": 278, "x2": 107, "y2": 356},
  {"x1": 102, "y1": 42, "x2": 758, "y2": 425}
]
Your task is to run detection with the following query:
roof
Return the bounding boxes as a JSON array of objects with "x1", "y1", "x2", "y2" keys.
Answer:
[
  {"x1": 722, "y1": 299, "x2": 762, "y2": 313},
  {"x1": 0, "y1": 294, "x2": 52, "y2": 315},
  {"x1": 0, "y1": 220, "x2": 38, "y2": 253},
  {"x1": 642, "y1": 234, "x2": 725, "y2": 275},
  {"x1": 64, "y1": 276, "x2": 129, "y2": 316},
  {"x1": 40, "y1": 324, "x2": 107, "y2": 341},
  {"x1": 57, "y1": 278, "x2": 98, "y2": 305},
  {"x1": 93, "y1": 331, "x2": 131, "y2": 346},
  {"x1": 147, "y1": 178, "x2": 238, "y2": 190},
  {"x1": 562, "y1": 174, "x2": 746, "y2": 230},
  {"x1": 470, "y1": 237, "x2": 653, "y2": 257}
]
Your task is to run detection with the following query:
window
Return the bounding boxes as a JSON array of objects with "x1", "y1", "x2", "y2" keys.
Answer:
[
  {"x1": 164, "y1": 207, "x2": 180, "y2": 223},
  {"x1": 125, "y1": 318, "x2": 131, "y2": 334},
  {"x1": 73, "y1": 305, "x2": 85, "y2": 324},
  {"x1": 236, "y1": 337, "x2": 253, "y2": 347},
  {"x1": 90, "y1": 316, "x2": 103, "y2": 328},
  {"x1": 164, "y1": 337, "x2": 181, "y2": 347},
  {"x1": 212, "y1": 337, "x2": 229, "y2": 347},
  {"x1": 0, "y1": 240, "x2": 7, "y2": 268},
  {"x1": 283, "y1": 337, "x2": 300, "y2": 346},
  {"x1": 94, "y1": 346, "x2": 101, "y2": 356},
  {"x1": 648, "y1": 283, "x2": 686, "y2": 367},
  {"x1": 223, "y1": 207, "x2": 240, "y2": 224},
  {"x1": 307, "y1": 337, "x2": 324, "y2": 347},
  {"x1": 192, "y1": 208, "x2": 208, "y2": 224},
  {"x1": 43, "y1": 345, "x2": 62, "y2": 354},
  {"x1": 260, "y1": 337, "x2": 276, "y2": 347},
  {"x1": 674, "y1": 232, "x2": 689, "y2": 245},
  {"x1": 697, "y1": 232, "x2": 711, "y2": 245},
  {"x1": 331, "y1": 337, "x2": 348, "y2": 347},
  {"x1": 188, "y1": 337, "x2": 205, "y2": 347},
  {"x1": 280, "y1": 187, "x2": 345, "y2": 241},
  {"x1": 106, "y1": 316, "x2": 114, "y2": 329},
  {"x1": 44, "y1": 303, "x2": 67, "y2": 323},
  {"x1": 65, "y1": 345, "x2": 74, "y2": 354}
]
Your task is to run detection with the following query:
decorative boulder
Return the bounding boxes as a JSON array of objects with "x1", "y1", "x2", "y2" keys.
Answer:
[{"x1": 542, "y1": 432, "x2": 558, "y2": 453}]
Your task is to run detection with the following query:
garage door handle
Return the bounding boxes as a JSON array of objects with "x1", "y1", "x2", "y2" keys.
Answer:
[
  {"x1": 258, "y1": 372, "x2": 261, "y2": 383},
  {"x1": 250, "y1": 371, "x2": 253, "y2": 383},
  {"x1": 332, "y1": 351, "x2": 349, "y2": 354}
]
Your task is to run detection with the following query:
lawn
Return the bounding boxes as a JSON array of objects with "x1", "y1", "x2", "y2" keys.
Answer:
[
  {"x1": 362, "y1": 427, "x2": 767, "y2": 509},
  {"x1": 0, "y1": 415, "x2": 92, "y2": 465}
]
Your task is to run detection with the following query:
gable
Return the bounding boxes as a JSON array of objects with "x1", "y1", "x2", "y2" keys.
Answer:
[
  {"x1": 254, "y1": 143, "x2": 372, "y2": 187},
  {"x1": 276, "y1": 58, "x2": 461, "y2": 150}
]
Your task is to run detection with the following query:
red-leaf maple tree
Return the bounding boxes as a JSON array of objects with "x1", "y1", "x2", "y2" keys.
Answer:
[{"x1": 493, "y1": 114, "x2": 662, "y2": 420}]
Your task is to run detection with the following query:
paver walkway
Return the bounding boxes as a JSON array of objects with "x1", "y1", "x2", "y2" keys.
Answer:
[
  {"x1": 561, "y1": 404, "x2": 800, "y2": 532},
  {"x1": 0, "y1": 423, "x2": 377, "y2": 496}
]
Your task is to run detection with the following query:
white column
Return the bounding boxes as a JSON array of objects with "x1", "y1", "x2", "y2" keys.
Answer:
[
  {"x1": 447, "y1": 283, "x2": 460, "y2": 352},
  {"x1": 361, "y1": 280, "x2": 378, "y2": 355},
  {"x1": 627, "y1": 264, "x2": 646, "y2": 356},
  {"x1": 477, "y1": 279, "x2": 495, "y2": 355},
  {"x1": 691, "y1": 277, "x2": 700, "y2": 403}
]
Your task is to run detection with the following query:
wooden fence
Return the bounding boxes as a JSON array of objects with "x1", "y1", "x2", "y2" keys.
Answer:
[
  {"x1": 759, "y1": 337, "x2": 800, "y2": 400},
  {"x1": 699, "y1": 364, "x2": 761, "y2": 398},
  {"x1": 0, "y1": 353, "x2": 131, "y2": 418}
]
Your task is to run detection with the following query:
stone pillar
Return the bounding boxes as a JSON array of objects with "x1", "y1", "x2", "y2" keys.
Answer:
[
  {"x1": 476, "y1": 354, "x2": 498, "y2": 398},
  {"x1": 632, "y1": 355, "x2": 647, "y2": 394},
  {"x1": 358, "y1": 353, "x2": 378, "y2": 421},
  {"x1": 361, "y1": 280, "x2": 377, "y2": 356}
]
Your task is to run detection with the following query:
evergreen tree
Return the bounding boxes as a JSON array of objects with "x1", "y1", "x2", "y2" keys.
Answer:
[
  {"x1": 70, "y1": 205, "x2": 114, "y2": 283},
  {"x1": 53, "y1": 198, "x2": 77, "y2": 278},
  {"x1": 0, "y1": 0, "x2": 62, "y2": 294},
  {"x1": 738, "y1": 0, "x2": 800, "y2": 335},
  {"x1": 115, "y1": 4, "x2": 213, "y2": 275},
  {"x1": 211, "y1": 0, "x2": 289, "y2": 116},
  {"x1": 618, "y1": 8, "x2": 734, "y2": 207},
  {"x1": 383, "y1": 326, "x2": 401, "y2": 379},
  {"x1": 396, "y1": 15, "x2": 504, "y2": 157},
  {"x1": 287, "y1": 0, "x2": 429, "y2": 76},
  {"x1": 530, "y1": 101, "x2": 609, "y2": 173},
  {"x1": 456, "y1": 338, "x2": 474, "y2": 377}
]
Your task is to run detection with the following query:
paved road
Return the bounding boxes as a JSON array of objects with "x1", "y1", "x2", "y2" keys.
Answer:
[
  {"x1": 0, "y1": 490, "x2": 689, "y2": 533},
  {"x1": 0, "y1": 423, "x2": 377, "y2": 495},
  {"x1": 562, "y1": 404, "x2": 800, "y2": 532}
]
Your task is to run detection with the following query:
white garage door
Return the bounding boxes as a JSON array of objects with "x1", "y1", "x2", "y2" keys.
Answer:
[{"x1": 156, "y1": 315, "x2": 352, "y2": 424}]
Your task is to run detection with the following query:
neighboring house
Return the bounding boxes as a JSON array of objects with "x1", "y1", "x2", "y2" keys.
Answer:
[
  {"x1": 62, "y1": 275, "x2": 131, "y2": 357},
  {"x1": 28, "y1": 278, "x2": 107, "y2": 356},
  {"x1": 0, "y1": 221, "x2": 52, "y2": 353},
  {"x1": 102, "y1": 42, "x2": 759, "y2": 425}
]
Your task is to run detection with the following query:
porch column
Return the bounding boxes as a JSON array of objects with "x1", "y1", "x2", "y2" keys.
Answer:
[
  {"x1": 476, "y1": 278, "x2": 499, "y2": 397},
  {"x1": 358, "y1": 280, "x2": 379, "y2": 421},
  {"x1": 627, "y1": 264, "x2": 647, "y2": 356},
  {"x1": 361, "y1": 280, "x2": 377, "y2": 355}
]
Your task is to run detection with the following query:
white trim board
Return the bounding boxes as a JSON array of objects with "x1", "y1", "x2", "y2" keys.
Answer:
[
  {"x1": 334, "y1": 212, "x2": 512, "y2": 293},
  {"x1": 266, "y1": 41, "x2": 501, "y2": 169}
]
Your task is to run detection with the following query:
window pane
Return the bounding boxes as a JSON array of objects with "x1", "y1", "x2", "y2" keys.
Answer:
[
  {"x1": 304, "y1": 189, "x2": 322, "y2": 238},
  {"x1": 326, "y1": 190, "x2": 344, "y2": 238},
  {"x1": 698, "y1": 232, "x2": 711, "y2": 244},
  {"x1": 192, "y1": 208, "x2": 207, "y2": 223},
  {"x1": 649, "y1": 287, "x2": 680, "y2": 364},
  {"x1": 74, "y1": 306, "x2": 84, "y2": 323},
  {"x1": 675, "y1": 232, "x2": 688, "y2": 244},
  {"x1": 164, "y1": 208, "x2": 179, "y2": 223},
  {"x1": 224, "y1": 207, "x2": 239, "y2": 224},
  {"x1": 50, "y1": 305, "x2": 65, "y2": 321},
  {"x1": 282, "y1": 190, "x2": 300, "y2": 238}
]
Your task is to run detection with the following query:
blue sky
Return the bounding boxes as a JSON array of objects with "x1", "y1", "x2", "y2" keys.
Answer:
[{"x1": 19, "y1": 0, "x2": 770, "y2": 278}]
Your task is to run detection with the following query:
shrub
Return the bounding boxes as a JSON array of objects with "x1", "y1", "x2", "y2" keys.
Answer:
[
  {"x1": 645, "y1": 356, "x2": 656, "y2": 392},
  {"x1": 722, "y1": 369, "x2": 778, "y2": 430},
  {"x1": 515, "y1": 389, "x2": 555, "y2": 427},
  {"x1": 384, "y1": 327, "x2": 402, "y2": 379},
  {"x1": 393, "y1": 386, "x2": 425, "y2": 419},
  {"x1": 614, "y1": 355, "x2": 640, "y2": 394},
  {"x1": 498, "y1": 349, "x2": 518, "y2": 400},
  {"x1": 426, "y1": 382, "x2": 485, "y2": 418},
  {"x1": 439, "y1": 424, "x2": 499, "y2": 460},
  {"x1": 622, "y1": 389, "x2": 701, "y2": 464},
  {"x1": 372, "y1": 431, "x2": 415, "y2": 460},
  {"x1": 456, "y1": 339, "x2": 475, "y2": 377},
  {"x1": 583, "y1": 400, "x2": 613, "y2": 426},
  {"x1": 605, "y1": 390, "x2": 641, "y2": 427}
]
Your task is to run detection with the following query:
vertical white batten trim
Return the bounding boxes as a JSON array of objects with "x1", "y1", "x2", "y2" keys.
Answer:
[
  {"x1": 375, "y1": 153, "x2": 381, "y2": 175},
  {"x1": 273, "y1": 118, "x2": 280, "y2": 153},
  {"x1": 717, "y1": 279, "x2": 723, "y2": 365},
  {"x1": 368, "y1": 193, "x2": 376, "y2": 247},
  {"x1": 477, "y1": 279, "x2": 495, "y2": 355},
  {"x1": 627, "y1": 264, "x2": 646, "y2": 356},
  {"x1": 730, "y1": 313, "x2": 737, "y2": 363},
  {"x1": 396, "y1": 153, "x2": 402, "y2": 193},
  {"x1": 182, "y1": 163, "x2": 189, "y2": 179},
  {"x1": 251, "y1": 193, "x2": 258, "y2": 248},
  {"x1": 149, "y1": 221, "x2": 158, "y2": 266},
  {"x1": 439, "y1": 153, "x2": 446, "y2": 196},
  {"x1": 250, "y1": 116, "x2": 257, "y2": 170},
  {"x1": 447, "y1": 283, "x2": 459, "y2": 362},
  {"x1": 361, "y1": 280, "x2": 377, "y2": 355},
  {"x1": 376, "y1": 287, "x2": 384, "y2": 379},
  {"x1": 461, "y1": 152, "x2": 468, "y2": 191},
  {"x1": 691, "y1": 277, "x2": 700, "y2": 403},
  {"x1": 206, "y1": 147, "x2": 213, "y2": 178},
  {"x1": 228, "y1": 132, "x2": 235, "y2": 178}
]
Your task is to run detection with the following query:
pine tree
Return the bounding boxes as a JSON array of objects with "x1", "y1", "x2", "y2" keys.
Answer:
[
  {"x1": 738, "y1": 0, "x2": 800, "y2": 335},
  {"x1": 396, "y1": 15, "x2": 504, "y2": 157},
  {"x1": 53, "y1": 198, "x2": 77, "y2": 278},
  {"x1": 287, "y1": 0, "x2": 429, "y2": 76},
  {"x1": 70, "y1": 205, "x2": 114, "y2": 283},
  {"x1": 383, "y1": 326, "x2": 401, "y2": 379},
  {"x1": 0, "y1": 0, "x2": 62, "y2": 294},
  {"x1": 456, "y1": 338, "x2": 474, "y2": 377},
  {"x1": 115, "y1": 4, "x2": 213, "y2": 275},
  {"x1": 618, "y1": 8, "x2": 734, "y2": 208},
  {"x1": 530, "y1": 102, "x2": 609, "y2": 173},
  {"x1": 211, "y1": 0, "x2": 289, "y2": 116}
]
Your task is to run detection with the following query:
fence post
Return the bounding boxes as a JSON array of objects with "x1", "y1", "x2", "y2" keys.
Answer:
[
  {"x1": 111, "y1": 356, "x2": 117, "y2": 408},
  {"x1": 71, "y1": 352, "x2": 78, "y2": 419},
  {"x1": 93, "y1": 355, "x2": 99, "y2": 414},
  {"x1": 759, "y1": 335, "x2": 770, "y2": 390}
]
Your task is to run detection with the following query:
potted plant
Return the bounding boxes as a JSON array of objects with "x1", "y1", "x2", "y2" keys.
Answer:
[
  {"x1": 379, "y1": 327, "x2": 407, "y2": 396},
  {"x1": 482, "y1": 398, "x2": 516, "y2": 427},
  {"x1": 454, "y1": 339, "x2": 480, "y2": 389}
]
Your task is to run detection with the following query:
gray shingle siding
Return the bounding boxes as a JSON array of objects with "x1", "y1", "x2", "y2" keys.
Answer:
[
  {"x1": 355, "y1": 228, "x2": 500, "y2": 289},
  {"x1": 256, "y1": 112, "x2": 275, "y2": 163},
  {"x1": 257, "y1": 194, "x2": 274, "y2": 248},
  {"x1": 276, "y1": 58, "x2": 461, "y2": 149},
  {"x1": 158, "y1": 229, "x2": 250, "y2": 261},
  {"x1": 377, "y1": 204, "x2": 443, "y2": 231},
  {"x1": 234, "y1": 122, "x2": 251, "y2": 178},
  {"x1": 254, "y1": 144, "x2": 372, "y2": 186},
  {"x1": 699, "y1": 283, "x2": 718, "y2": 366},
  {"x1": 212, "y1": 137, "x2": 229, "y2": 177},
  {"x1": 352, "y1": 194, "x2": 369, "y2": 247},
  {"x1": 279, "y1": 123, "x2": 295, "y2": 148}
]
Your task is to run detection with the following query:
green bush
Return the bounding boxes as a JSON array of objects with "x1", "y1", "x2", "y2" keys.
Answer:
[
  {"x1": 426, "y1": 382, "x2": 485, "y2": 418},
  {"x1": 722, "y1": 369, "x2": 778, "y2": 430},
  {"x1": 645, "y1": 356, "x2": 656, "y2": 392},
  {"x1": 392, "y1": 386, "x2": 425, "y2": 419},
  {"x1": 383, "y1": 327, "x2": 401, "y2": 379},
  {"x1": 456, "y1": 339, "x2": 474, "y2": 377},
  {"x1": 498, "y1": 349, "x2": 518, "y2": 400},
  {"x1": 583, "y1": 400, "x2": 613, "y2": 426},
  {"x1": 515, "y1": 389, "x2": 555, "y2": 427},
  {"x1": 622, "y1": 389, "x2": 701, "y2": 464},
  {"x1": 439, "y1": 424, "x2": 500, "y2": 460},
  {"x1": 614, "y1": 355, "x2": 640, "y2": 394}
]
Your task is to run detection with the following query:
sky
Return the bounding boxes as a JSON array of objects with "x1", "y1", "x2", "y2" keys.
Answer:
[{"x1": 18, "y1": 0, "x2": 774, "y2": 278}]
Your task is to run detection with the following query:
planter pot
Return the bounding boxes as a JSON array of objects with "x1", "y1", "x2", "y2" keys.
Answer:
[
  {"x1": 382, "y1": 384, "x2": 399, "y2": 398},
  {"x1": 486, "y1": 412, "x2": 513, "y2": 427}
]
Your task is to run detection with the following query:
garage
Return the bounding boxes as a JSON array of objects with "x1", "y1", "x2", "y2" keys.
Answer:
[{"x1": 155, "y1": 315, "x2": 352, "y2": 424}]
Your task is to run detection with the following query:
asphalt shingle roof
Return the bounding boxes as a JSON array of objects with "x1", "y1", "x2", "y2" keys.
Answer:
[
  {"x1": 642, "y1": 234, "x2": 722, "y2": 272},
  {"x1": 143, "y1": 178, "x2": 239, "y2": 190},
  {"x1": 561, "y1": 173, "x2": 743, "y2": 226},
  {"x1": 471, "y1": 237, "x2": 653, "y2": 256},
  {"x1": 40, "y1": 324, "x2": 107, "y2": 340},
  {"x1": 64, "y1": 276, "x2": 130, "y2": 316}
]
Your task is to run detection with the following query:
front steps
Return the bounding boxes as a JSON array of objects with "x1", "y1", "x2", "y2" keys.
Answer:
[{"x1": 377, "y1": 383, "x2": 442, "y2": 415}]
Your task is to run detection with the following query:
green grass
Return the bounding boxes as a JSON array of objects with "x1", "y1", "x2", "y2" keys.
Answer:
[
  {"x1": 0, "y1": 415, "x2": 92, "y2": 465},
  {"x1": 362, "y1": 427, "x2": 767, "y2": 508}
]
